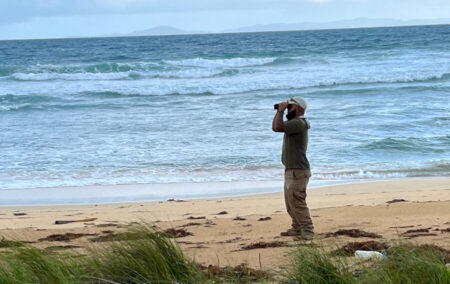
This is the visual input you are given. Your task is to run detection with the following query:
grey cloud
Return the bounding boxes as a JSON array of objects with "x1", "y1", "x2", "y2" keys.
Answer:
[
  {"x1": 0, "y1": 0, "x2": 284, "y2": 25},
  {"x1": 1, "y1": 0, "x2": 449, "y2": 27}
]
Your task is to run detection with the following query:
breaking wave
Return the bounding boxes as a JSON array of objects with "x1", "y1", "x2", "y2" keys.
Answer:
[
  {"x1": 1, "y1": 26, "x2": 450, "y2": 194},
  {"x1": 0, "y1": 103, "x2": 31, "y2": 112},
  {"x1": 163, "y1": 57, "x2": 277, "y2": 67}
]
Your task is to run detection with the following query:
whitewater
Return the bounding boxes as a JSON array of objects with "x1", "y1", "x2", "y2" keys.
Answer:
[{"x1": 0, "y1": 25, "x2": 449, "y2": 193}]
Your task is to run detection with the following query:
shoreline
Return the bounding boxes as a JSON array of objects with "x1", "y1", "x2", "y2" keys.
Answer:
[
  {"x1": 1, "y1": 176, "x2": 449, "y2": 207},
  {"x1": 0, "y1": 178, "x2": 448, "y2": 227},
  {"x1": 0, "y1": 178, "x2": 448, "y2": 269}
]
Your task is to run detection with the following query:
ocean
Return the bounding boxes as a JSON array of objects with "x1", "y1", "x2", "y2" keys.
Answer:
[{"x1": 1, "y1": 25, "x2": 449, "y2": 193}]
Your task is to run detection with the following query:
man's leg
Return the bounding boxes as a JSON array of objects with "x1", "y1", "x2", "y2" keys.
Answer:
[
  {"x1": 285, "y1": 169, "x2": 314, "y2": 235},
  {"x1": 283, "y1": 169, "x2": 302, "y2": 233}
]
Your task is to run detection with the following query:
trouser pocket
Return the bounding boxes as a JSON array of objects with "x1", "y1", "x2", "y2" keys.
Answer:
[{"x1": 292, "y1": 169, "x2": 311, "y2": 179}]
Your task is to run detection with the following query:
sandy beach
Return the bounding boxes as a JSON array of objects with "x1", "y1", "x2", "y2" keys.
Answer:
[{"x1": 1, "y1": 178, "x2": 449, "y2": 271}]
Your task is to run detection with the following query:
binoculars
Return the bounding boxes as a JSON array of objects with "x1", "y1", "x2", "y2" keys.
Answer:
[{"x1": 274, "y1": 104, "x2": 294, "y2": 110}]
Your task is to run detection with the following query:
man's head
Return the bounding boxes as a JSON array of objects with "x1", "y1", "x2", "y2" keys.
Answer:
[{"x1": 286, "y1": 97, "x2": 307, "y2": 119}]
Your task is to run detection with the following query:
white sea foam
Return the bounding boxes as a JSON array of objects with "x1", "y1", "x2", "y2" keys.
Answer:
[
  {"x1": 1, "y1": 164, "x2": 446, "y2": 194},
  {"x1": 0, "y1": 103, "x2": 31, "y2": 112},
  {"x1": 26, "y1": 62, "x2": 159, "y2": 73},
  {"x1": 312, "y1": 170, "x2": 409, "y2": 180},
  {"x1": 164, "y1": 57, "x2": 277, "y2": 68},
  {"x1": 4, "y1": 66, "x2": 449, "y2": 96},
  {"x1": 11, "y1": 72, "x2": 135, "y2": 81},
  {"x1": 7, "y1": 54, "x2": 450, "y2": 94},
  {"x1": 2, "y1": 28, "x2": 450, "y2": 197},
  {"x1": 149, "y1": 68, "x2": 233, "y2": 79},
  {"x1": 10, "y1": 68, "x2": 235, "y2": 81},
  {"x1": 10, "y1": 58, "x2": 275, "y2": 81},
  {"x1": 7, "y1": 53, "x2": 450, "y2": 88}
]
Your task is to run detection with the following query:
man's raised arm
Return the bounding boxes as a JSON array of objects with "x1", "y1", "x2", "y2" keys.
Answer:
[{"x1": 272, "y1": 102, "x2": 288, "y2": 132}]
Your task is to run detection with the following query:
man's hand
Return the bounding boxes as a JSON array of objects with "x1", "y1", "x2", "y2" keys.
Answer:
[
  {"x1": 278, "y1": 101, "x2": 289, "y2": 112},
  {"x1": 272, "y1": 101, "x2": 288, "y2": 133}
]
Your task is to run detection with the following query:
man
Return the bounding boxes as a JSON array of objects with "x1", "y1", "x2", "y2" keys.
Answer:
[{"x1": 272, "y1": 96, "x2": 313, "y2": 239}]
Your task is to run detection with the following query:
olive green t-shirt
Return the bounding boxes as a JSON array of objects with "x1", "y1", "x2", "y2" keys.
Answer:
[{"x1": 281, "y1": 117, "x2": 310, "y2": 169}]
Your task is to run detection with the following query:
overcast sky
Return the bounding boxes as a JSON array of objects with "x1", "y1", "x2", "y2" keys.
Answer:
[{"x1": 0, "y1": 0, "x2": 449, "y2": 40}]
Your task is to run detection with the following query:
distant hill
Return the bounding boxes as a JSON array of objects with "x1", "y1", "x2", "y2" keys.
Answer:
[
  {"x1": 224, "y1": 18, "x2": 450, "y2": 33},
  {"x1": 101, "y1": 19, "x2": 450, "y2": 39}
]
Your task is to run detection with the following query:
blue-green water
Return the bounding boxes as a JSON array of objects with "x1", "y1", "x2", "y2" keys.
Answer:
[{"x1": 1, "y1": 25, "x2": 449, "y2": 192}]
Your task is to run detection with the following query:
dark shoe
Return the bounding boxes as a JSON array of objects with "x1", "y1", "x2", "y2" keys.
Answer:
[{"x1": 280, "y1": 228, "x2": 303, "y2": 237}]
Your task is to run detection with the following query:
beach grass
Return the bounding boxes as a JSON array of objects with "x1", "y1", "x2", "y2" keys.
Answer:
[
  {"x1": 357, "y1": 243, "x2": 450, "y2": 284},
  {"x1": 0, "y1": 224, "x2": 270, "y2": 284},
  {"x1": 0, "y1": 246, "x2": 83, "y2": 283},
  {"x1": 284, "y1": 241, "x2": 450, "y2": 284},
  {"x1": 284, "y1": 243, "x2": 355, "y2": 284},
  {"x1": 0, "y1": 224, "x2": 449, "y2": 283},
  {"x1": 0, "y1": 224, "x2": 204, "y2": 284},
  {"x1": 85, "y1": 224, "x2": 205, "y2": 284},
  {"x1": 0, "y1": 237, "x2": 26, "y2": 248}
]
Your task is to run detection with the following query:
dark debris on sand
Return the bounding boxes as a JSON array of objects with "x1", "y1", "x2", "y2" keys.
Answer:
[
  {"x1": 324, "y1": 229, "x2": 382, "y2": 239},
  {"x1": 331, "y1": 241, "x2": 389, "y2": 256},
  {"x1": 89, "y1": 232, "x2": 145, "y2": 242},
  {"x1": 401, "y1": 227, "x2": 438, "y2": 239},
  {"x1": 39, "y1": 233, "x2": 98, "y2": 242},
  {"x1": 217, "y1": 237, "x2": 249, "y2": 244},
  {"x1": 331, "y1": 242, "x2": 449, "y2": 262},
  {"x1": 89, "y1": 232, "x2": 127, "y2": 243},
  {"x1": 187, "y1": 216, "x2": 206, "y2": 220},
  {"x1": 199, "y1": 263, "x2": 270, "y2": 282},
  {"x1": 177, "y1": 241, "x2": 207, "y2": 245},
  {"x1": 389, "y1": 225, "x2": 415, "y2": 229},
  {"x1": 404, "y1": 233, "x2": 438, "y2": 239},
  {"x1": 258, "y1": 217, "x2": 272, "y2": 221},
  {"x1": 402, "y1": 228, "x2": 431, "y2": 235},
  {"x1": 233, "y1": 216, "x2": 246, "y2": 221},
  {"x1": 241, "y1": 241, "x2": 289, "y2": 250},
  {"x1": 204, "y1": 220, "x2": 216, "y2": 226},
  {"x1": 179, "y1": 222, "x2": 202, "y2": 227},
  {"x1": 416, "y1": 244, "x2": 450, "y2": 263},
  {"x1": 96, "y1": 223, "x2": 118, "y2": 228},
  {"x1": 163, "y1": 228, "x2": 194, "y2": 238},
  {"x1": 386, "y1": 199, "x2": 407, "y2": 204}
]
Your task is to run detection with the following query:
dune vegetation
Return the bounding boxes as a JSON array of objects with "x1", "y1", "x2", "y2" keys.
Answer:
[{"x1": 0, "y1": 224, "x2": 448, "y2": 283}]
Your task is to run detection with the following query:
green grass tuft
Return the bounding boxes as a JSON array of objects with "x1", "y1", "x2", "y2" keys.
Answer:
[
  {"x1": 0, "y1": 238, "x2": 26, "y2": 248},
  {"x1": 285, "y1": 243, "x2": 355, "y2": 284},
  {"x1": 1, "y1": 225, "x2": 448, "y2": 284},
  {"x1": 358, "y1": 243, "x2": 450, "y2": 284},
  {"x1": 86, "y1": 224, "x2": 204, "y2": 283},
  {"x1": 0, "y1": 224, "x2": 205, "y2": 284},
  {"x1": 284, "y1": 241, "x2": 450, "y2": 284},
  {"x1": 0, "y1": 246, "x2": 83, "y2": 284}
]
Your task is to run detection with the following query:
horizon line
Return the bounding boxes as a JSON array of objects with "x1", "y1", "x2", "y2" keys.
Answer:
[{"x1": 1, "y1": 22, "x2": 449, "y2": 42}]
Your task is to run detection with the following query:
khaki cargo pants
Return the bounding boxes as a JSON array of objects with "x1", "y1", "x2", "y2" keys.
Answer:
[{"x1": 284, "y1": 169, "x2": 314, "y2": 234}]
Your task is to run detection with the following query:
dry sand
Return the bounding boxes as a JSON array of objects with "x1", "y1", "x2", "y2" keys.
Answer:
[{"x1": 0, "y1": 178, "x2": 449, "y2": 271}]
